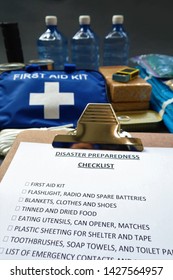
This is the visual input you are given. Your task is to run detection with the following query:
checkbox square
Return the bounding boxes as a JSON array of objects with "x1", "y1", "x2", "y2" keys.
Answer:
[
  {"x1": 11, "y1": 215, "x2": 17, "y2": 221},
  {"x1": 25, "y1": 182, "x2": 30, "y2": 186},
  {"x1": 18, "y1": 197, "x2": 24, "y2": 202},
  {"x1": 21, "y1": 189, "x2": 27, "y2": 194},
  {"x1": 7, "y1": 225, "x2": 13, "y2": 231},
  {"x1": 0, "y1": 248, "x2": 4, "y2": 254},
  {"x1": 15, "y1": 206, "x2": 20, "y2": 211},
  {"x1": 3, "y1": 236, "x2": 9, "y2": 242}
]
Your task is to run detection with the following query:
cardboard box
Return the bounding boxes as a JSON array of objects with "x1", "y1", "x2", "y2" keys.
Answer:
[
  {"x1": 111, "y1": 101, "x2": 150, "y2": 112},
  {"x1": 99, "y1": 66, "x2": 152, "y2": 103}
]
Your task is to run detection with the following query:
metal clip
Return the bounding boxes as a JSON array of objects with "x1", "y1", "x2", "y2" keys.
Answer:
[{"x1": 53, "y1": 103, "x2": 143, "y2": 151}]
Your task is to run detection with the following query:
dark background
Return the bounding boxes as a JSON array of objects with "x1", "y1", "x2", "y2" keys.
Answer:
[{"x1": 0, "y1": 0, "x2": 172, "y2": 64}]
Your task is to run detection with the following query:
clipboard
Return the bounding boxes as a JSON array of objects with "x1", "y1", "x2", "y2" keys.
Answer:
[
  {"x1": 1, "y1": 127, "x2": 173, "y2": 182},
  {"x1": 0, "y1": 103, "x2": 173, "y2": 181},
  {"x1": 0, "y1": 103, "x2": 173, "y2": 261}
]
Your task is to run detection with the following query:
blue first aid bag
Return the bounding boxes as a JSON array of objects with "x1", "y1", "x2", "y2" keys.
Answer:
[{"x1": 0, "y1": 64, "x2": 108, "y2": 129}]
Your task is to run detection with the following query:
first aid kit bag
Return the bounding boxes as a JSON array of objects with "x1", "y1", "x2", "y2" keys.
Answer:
[{"x1": 0, "y1": 64, "x2": 109, "y2": 129}]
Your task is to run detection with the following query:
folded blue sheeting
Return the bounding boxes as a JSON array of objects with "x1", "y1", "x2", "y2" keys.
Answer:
[{"x1": 138, "y1": 66, "x2": 173, "y2": 133}]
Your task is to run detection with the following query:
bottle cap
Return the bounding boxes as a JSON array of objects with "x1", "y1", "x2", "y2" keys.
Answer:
[
  {"x1": 112, "y1": 15, "x2": 124, "y2": 24},
  {"x1": 79, "y1": 15, "x2": 90, "y2": 25},
  {"x1": 45, "y1": 16, "x2": 57, "y2": 26}
]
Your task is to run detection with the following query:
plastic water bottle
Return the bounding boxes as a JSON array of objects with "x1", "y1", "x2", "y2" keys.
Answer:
[
  {"x1": 103, "y1": 15, "x2": 129, "y2": 66},
  {"x1": 71, "y1": 15, "x2": 99, "y2": 70},
  {"x1": 37, "y1": 15, "x2": 68, "y2": 70}
]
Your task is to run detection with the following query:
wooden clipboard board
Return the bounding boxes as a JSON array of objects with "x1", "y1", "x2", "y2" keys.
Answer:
[{"x1": 0, "y1": 130, "x2": 173, "y2": 182}]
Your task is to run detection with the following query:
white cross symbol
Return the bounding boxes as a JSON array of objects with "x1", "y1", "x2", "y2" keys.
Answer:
[{"x1": 29, "y1": 82, "x2": 74, "y2": 119}]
